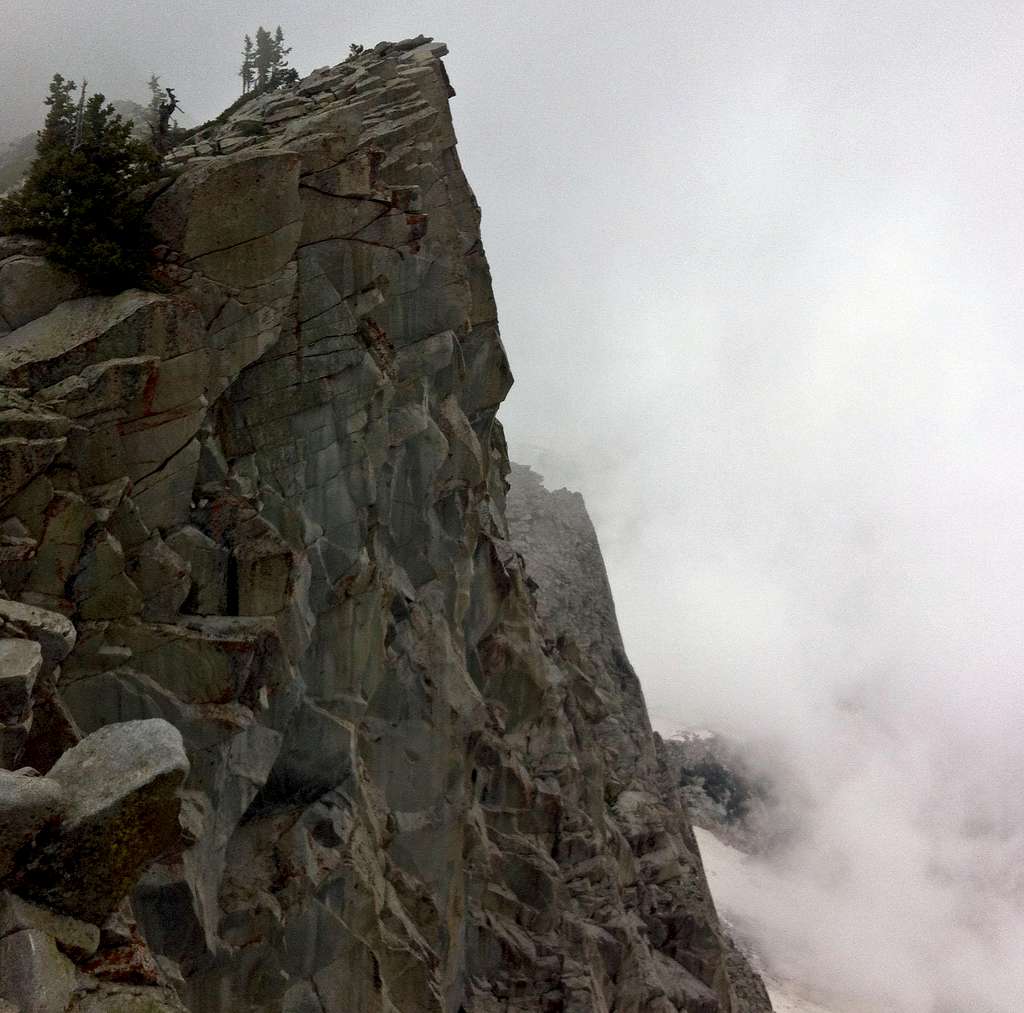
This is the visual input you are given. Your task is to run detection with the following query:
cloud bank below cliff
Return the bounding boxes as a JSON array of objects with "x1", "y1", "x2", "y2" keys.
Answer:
[
  {"x1": 3, "y1": 0, "x2": 1023, "y2": 1008},
  {"x1": 473, "y1": 3, "x2": 1024, "y2": 1010}
]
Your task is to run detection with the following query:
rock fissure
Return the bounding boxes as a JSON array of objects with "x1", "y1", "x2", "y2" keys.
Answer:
[
  {"x1": 0, "y1": 36, "x2": 769, "y2": 1013},
  {"x1": 181, "y1": 217, "x2": 305, "y2": 268},
  {"x1": 297, "y1": 184, "x2": 395, "y2": 209}
]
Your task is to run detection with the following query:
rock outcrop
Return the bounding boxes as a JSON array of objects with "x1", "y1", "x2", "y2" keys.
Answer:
[
  {"x1": 661, "y1": 731, "x2": 781, "y2": 856},
  {"x1": 506, "y1": 464, "x2": 773, "y2": 1013},
  {"x1": 0, "y1": 38, "x2": 770, "y2": 1011},
  {"x1": 0, "y1": 725, "x2": 188, "y2": 1013}
]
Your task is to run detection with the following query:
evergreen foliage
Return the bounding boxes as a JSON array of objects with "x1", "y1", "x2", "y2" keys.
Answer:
[
  {"x1": 254, "y1": 27, "x2": 273, "y2": 90},
  {"x1": 240, "y1": 35, "x2": 255, "y2": 94},
  {"x1": 241, "y1": 25, "x2": 297, "y2": 95},
  {"x1": 147, "y1": 74, "x2": 165, "y2": 130},
  {"x1": 0, "y1": 74, "x2": 160, "y2": 291},
  {"x1": 145, "y1": 73, "x2": 181, "y2": 151}
]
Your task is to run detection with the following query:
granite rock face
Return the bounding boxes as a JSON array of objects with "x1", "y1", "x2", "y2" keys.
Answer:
[
  {"x1": 0, "y1": 38, "x2": 770, "y2": 1012},
  {"x1": 506, "y1": 464, "x2": 773, "y2": 1012}
]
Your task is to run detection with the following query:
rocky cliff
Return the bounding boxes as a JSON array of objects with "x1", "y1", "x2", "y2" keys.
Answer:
[{"x1": 0, "y1": 38, "x2": 770, "y2": 1012}]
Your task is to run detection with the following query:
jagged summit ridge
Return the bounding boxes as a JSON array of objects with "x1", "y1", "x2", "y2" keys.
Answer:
[{"x1": 0, "y1": 40, "x2": 769, "y2": 1011}]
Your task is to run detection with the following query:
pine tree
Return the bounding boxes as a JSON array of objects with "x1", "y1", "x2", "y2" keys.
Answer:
[
  {"x1": 146, "y1": 74, "x2": 166, "y2": 135},
  {"x1": 269, "y1": 26, "x2": 292, "y2": 87},
  {"x1": 37, "y1": 74, "x2": 78, "y2": 152},
  {"x1": 254, "y1": 26, "x2": 273, "y2": 91},
  {"x1": 245, "y1": 25, "x2": 297, "y2": 95},
  {"x1": 240, "y1": 35, "x2": 255, "y2": 94},
  {"x1": 0, "y1": 76, "x2": 160, "y2": 291}
]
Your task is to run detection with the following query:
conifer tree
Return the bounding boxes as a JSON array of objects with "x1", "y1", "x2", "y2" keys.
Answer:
[
  {"x1": 0, "y1": 75, "x2": 160, "y2": 291},
  {"x1": 270, "y1": 26, "x2": 292, "y2": 86},
  {"x1": 240, "y1": 35, "x2": 255, "y2": 94},
  {"x1": 37, "y1": 74, "x2": 78, "y2": 152},
  {"x1": 146, "y1": 74, "x2": 166, "y2": 132},
  {"x1": 245, "y1": 25, "x2": 297, "y2": 95},
  {"x1": 254, "y1": 26, "x2": 273, "y2": 90}
]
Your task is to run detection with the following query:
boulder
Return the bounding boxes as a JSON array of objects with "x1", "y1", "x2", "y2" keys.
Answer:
[
  {"x1": 20, "y1": 491, "x2": 94, "y2": 607},
  {"x1": 47, "y1": 355, "x2": 209, "y2": 488},
  {"x1": 0, "y1": 638, "x2": 40, "y2": 768},
  {"x1": 0, "y1": 436, "x2": 65, "y2": 507},
  {"x1": 71, "y1": 531, "x2": 145, "y2": 621},
  {"x1": 0, "y1": 928, "x2": 75, "y2": 1013},
  {"x1": 0, "y1": 237, "x2": 45, "y2": 260},
  {"x1": 0, "y1": 770, "x2": 65, "y2": 879},
  {"x1": 0, "y1": 639, "x2": 42, "y2": 724},
  {"x1": 90, "y1": 479, "x2": 150, "y2": 553},
  {"x1": 67, "y1": 984, "x2": 188, "y2": 1012},
  {"x1": 165, "y1": 525, "x2": 229, "y2": 615},
  {"x1": 0, "y1": 601, "x2": 76, "y2": 678},
  {"x1": 0, "y1": 255, "x2": 80, "y2": 331},
  {"x1": 0, "y1": 515, "x2": 36, "y2": 565},
  {"x1": 125, "y1": 534, "x2": 191, "y2": 622},
  {"x1": 0, "y1": 292, "x2": 206, "y2": 396},
  {"x1": 0, "y1": 390, "x2": 72, "y2": 443},
  {"x1": 0, "y1": 891, "x2": 100, "y2": 960},
  {"x1": 9, "y1": 719, "x2": 189, "y2": 922}
]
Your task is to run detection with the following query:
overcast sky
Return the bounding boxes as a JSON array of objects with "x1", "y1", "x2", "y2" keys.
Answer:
[{"x1": 4, "y1": 2, "x2": 1024, "y2": 1008}]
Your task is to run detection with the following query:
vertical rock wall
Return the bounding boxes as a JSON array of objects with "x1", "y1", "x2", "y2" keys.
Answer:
[
  {"x1": 505, "y1": 464, "x2": 773, "y2": 1013},
  {"x1": 0, "y1": 39, "x2": 770, "y2": 1012}
]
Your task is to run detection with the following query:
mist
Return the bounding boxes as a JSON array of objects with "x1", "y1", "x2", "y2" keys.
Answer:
[
  {"x1": 487, "y1": 4, "x2": 1024, "y2": 1008},
  {"x1": 4, "y1": 1, "x2": 1024, "y2": 1008}
]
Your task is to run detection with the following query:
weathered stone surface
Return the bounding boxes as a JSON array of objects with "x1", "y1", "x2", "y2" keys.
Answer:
[
  {"x1": 125, "y1": 534, "x2": 191, "y2": 622},
  {"x1": 19, "y1": 491, "x2": 94, "y2": 612},
  {"x1": 0, "y1": 770, "x2": 64, "y2": 878},
  {"x1": 0, "y1": 601, "x2": 76, "y2": 677},
  {"x1": 0, "y1": 891, "x2": 100, "y2": 960},
  {"x1": 0, "y1": 255, "x2": 81, "y2": 331},
  {"x1": 0, "y1": 292, "x2": 205, "y2": 396},
  {"x1": 505, "y1": 463, "x2": 771, "y2": 1011},
  {"x1": 0, "y1": 639, "x2": 41, "y2": 723},
  {"x1": 0, "y1": 515, "x2": 36, "y2": 565},
  {"x1": 132, "y1": 438, "x2": 201, "y2": 532},
  {"x1": 10, "y1": 720, "x2": 188, "y2": 922},
  {"x1": 165, "y1": 526, "x2": 229, "y2": 615},
  {"x1": 0, "y1": 389, "x2": 73, "y2": 443},
  {"x1": 0, "y1": 928, "x2": 75, "y2": 1013},
  {"x1": 71, "y1": 531, "x2": 144, "y2": 621},
  {"x1": 233, "y1": 524, "x2": 296, "y2": 616},
  {"x1": 0, "y1": 38, "x2": 766, "y2": 1013},
  {"x1": 0, "y1": 719, "x2": 31, "y2": 769},
  {"x1": 149, "y1": 150, "x2": 303, "y2": 288},
  {"x1": 0, "y1": 436, "x2": 65, "y2": 507},
  {"x1": 68, "y1": 984, "x2": 188, "y2": 1012},
  {"x1": 0, "y1": 237, "x2": 45, "y2": 260}
]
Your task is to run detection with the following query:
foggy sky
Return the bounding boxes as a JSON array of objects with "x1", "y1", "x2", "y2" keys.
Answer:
[{"x1": 4, "y1": 2, "x2": 1024, "y2": 1008}]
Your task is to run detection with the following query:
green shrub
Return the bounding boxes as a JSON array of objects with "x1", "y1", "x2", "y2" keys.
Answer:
[{"x1": 0, "y1": 74, "x2": 160, "y2": 292}]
